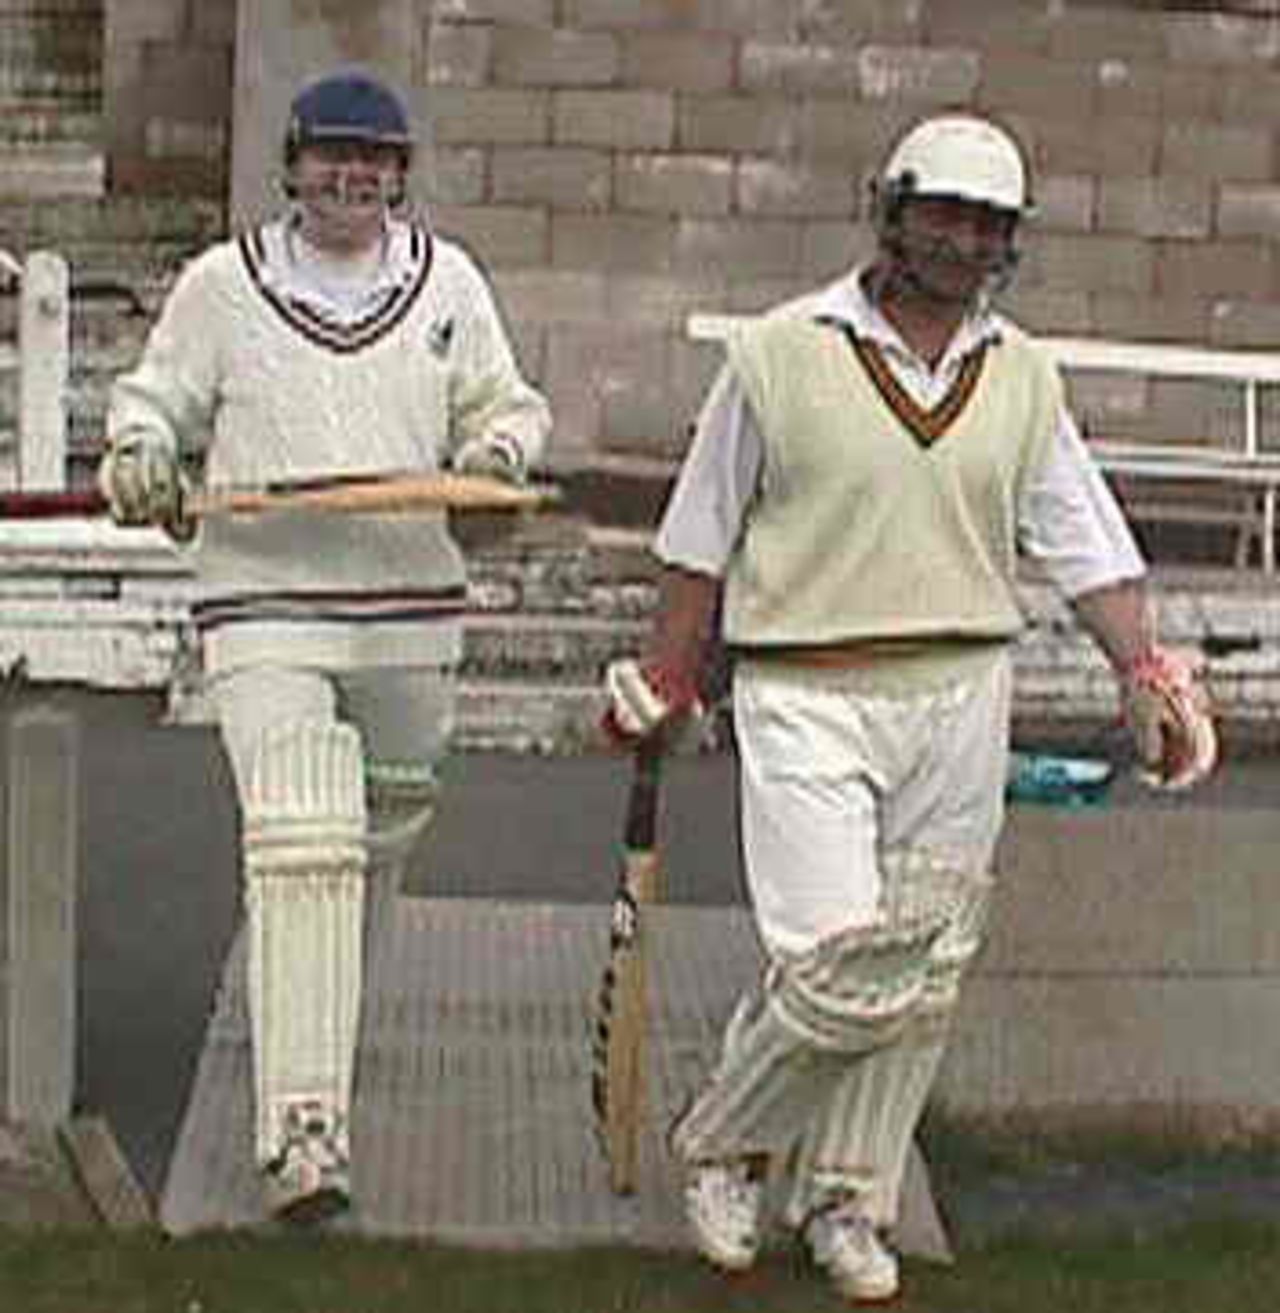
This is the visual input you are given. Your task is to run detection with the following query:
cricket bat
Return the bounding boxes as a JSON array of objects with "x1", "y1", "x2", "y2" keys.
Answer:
[
  {"x1": 590, "y1": 743, "x2": 663, "y2": 1195},
  {"x1": 0, "y1": 472, "x2": 559, "y2": 520}
]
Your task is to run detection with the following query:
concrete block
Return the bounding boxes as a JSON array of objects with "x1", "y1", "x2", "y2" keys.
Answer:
[
  {"x1": 137, "y1": 40, "x2": 233, "y2": 115},
  {"x1": 1163, "y1": 122, "x2": 1272, "y2": 182},
  {"x1": 550, "y1": 212, "x2": 676, "y2": 272},
  {"x1": 673, "y1": 217, "x2": 803, "y2": 279},
  {"x1": 602, "y1": 272, "x2": 731, "y2": 331},
  {"x1": 0, "y1": 148, "x2": 104, "y2": 200},
  {"x1": 796, "y1": 100, "x2": 907, "y2": 168},
  {"x1": 980, "y1": 52, "x2": 1100, "y2": 118},
  {"x1": 422, "y1": 20, "x2": 492, "y2": 88},
  {"x1": 618, "y1": 31, "x2": 735, "y2": 92},
  {"x1": 430, "y1": 205, "x2": 549, "y2": 268},
  {"x1": 491, "y1": 268, "x2": 609, "y2": 326},
  {"x1": 735, "y1": 158, "x2": 856, "y2": 218},
  {"x1": 1047, "y1": 7, "x2": 1166, "y2": 60},
  {"x1": 799, "y1": 220, "x2": 876, "y2": 281},
  {"x1": 740, "y1": 41, "x2": 861, "y2": 95},
  {"x1": 1221, "y1": 68, "x2": 1280, "y2": 125},
  {"x1": 1165, "y1": 11, "x2": 1280, "y2": 66},
  {"x1": 614, "y1": 153, "x2": 733, "y2": 217},
  {"x1": 422, "y1": 87, "x2": 551, "y2": 146},
  {"x1": 143, "y1": 118, "x2": 227, "y2": 163},
  {"x1": 924, "y1": 0, "x2": 1053, "y2": 53},
  {"x1": 1098, "y1": 176, "x2": 1212, "y2": 240},
  {"x1": 491, "y1": 146, "x2": 612, "y2": 210},
  {"x1": 422, "y1": 147, "x2": 487, "y2": 206},
  {"x1": 189, "y1": 0, "x2": 237, "y2": 46},
  {"x1": 1085, "y1": 293, "x2": 1211, "y2": 348},
  {"x1": 992, "y1": 286, "x2": 1093, "y2": 336},
  {"x1": 492, "y1": 27, "x2": 618, "y2": 87},
  {"x1": 1208, "y1": 299, "x2": 1280, "y2": 350},
  {"x1": 432, "y1": 0, "x2": 554, "y2": 22},
  {"x1": 1218, "y1": 183, "x2": 1280, "y2": 240},
  {"x1": 676, "y1": 94, "x2": 797, "y2": 156},
  {"x1": 1035, "y1": 174, "x2": 1096, "y2": 233},
  {"x1": 1025, "y1": 233, "x2": 1153, "y2": 297},
  {"x1": 1160, "y1": 65, "x2": 1226, "y2": 120},
  {"x1": 565, "y1": 0, "x2": 801, "y2": 39},
  {"x1": 1158, "y1": 240, "x2": 1276, "y2": 303},
  {"x1": 1095, "y1": 57, "x2": 1162, "y2": 120},
  {"x1": 103, "y1": 2, "x2": 184, "y2": 46},
  {"x1": 552, "y1": 90, "x2": 675, "y2": 150},
  {"x1": 1012, "y1": 111, "x2": 1160, "y2": 177},
  {"x1": 802, "y1": 0, "x2": 924, "y2": 44},
  {"x1": 857, "y1": 44, "x2": 981, "y2": 104},
  {"x1": 720, "y1": 275, "x2": 830, "y2": 313}
]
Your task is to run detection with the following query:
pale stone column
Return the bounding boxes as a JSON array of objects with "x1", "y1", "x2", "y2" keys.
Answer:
[
  {"x1": 2, "y1": 701, "x2": 79, "y2": 1129},
  {"x1": 231, "y1": 0, "x2": 422, "y2": 229}
]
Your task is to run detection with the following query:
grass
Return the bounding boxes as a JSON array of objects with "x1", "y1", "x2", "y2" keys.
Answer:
[{"x1": 3, "y1": 1217, "x2": 1280, "y2": 1313}]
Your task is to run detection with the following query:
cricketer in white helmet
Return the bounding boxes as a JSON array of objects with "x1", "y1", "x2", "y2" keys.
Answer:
[
  {"x1": 602, "y1": 111, "x2": 1216, "y2": 1305},
  {"x1": 99, "y1": 69, "x2": 551, "y2": 1224}
]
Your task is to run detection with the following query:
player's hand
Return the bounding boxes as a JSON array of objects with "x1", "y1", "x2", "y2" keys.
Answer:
[
  {"x1": 1120, "y1": 646, "x2": 1218, "y2": 791},
  {"x1": 98, "y1": 435, "x2": 194, "y2": 541},
  {"x1": 453, "y1": 433, "x2": 525, "y2": 485},
  {"x1": 600, "y1": 657, "x2": 701, "y2": 750}
]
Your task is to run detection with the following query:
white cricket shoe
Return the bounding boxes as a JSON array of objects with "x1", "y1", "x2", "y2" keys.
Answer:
[
  {"x1": 262, "y1": 1101, "x2": 352, "y2": 1225},
  {"x1": 683, "y1": 1160, "x2": 764, "y2": 1272},
  {"x1": 804, "y1": 1200, "x2": 900, "y2": 1304}
]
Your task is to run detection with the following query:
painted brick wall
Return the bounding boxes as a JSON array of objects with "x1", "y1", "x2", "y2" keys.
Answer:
[
  {"x1": 102, "y1": 0, "x2": 234, "y2": 195},
  {"x1": 82, "y1": 1, "x2": 1280, "y2": 465},
  {"x1": 408, "y1": 0, "x2": 1280, "y2": 467}
]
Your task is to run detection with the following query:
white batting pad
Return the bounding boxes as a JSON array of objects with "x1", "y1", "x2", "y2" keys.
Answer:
[
  {"x1": 242, "y1": 719, "x2": 367, "y2": 1164},
  {"x1": 673, "y1": 851, "x2": 991, "y2": 1192},
  {"x1": 782, "y1": 852, "x2": 994, "y2": 1229}
]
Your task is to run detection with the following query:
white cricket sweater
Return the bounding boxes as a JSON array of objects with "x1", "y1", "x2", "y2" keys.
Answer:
[{"x1": 108, "y1": 219, "x2": 551, "y2": 673}]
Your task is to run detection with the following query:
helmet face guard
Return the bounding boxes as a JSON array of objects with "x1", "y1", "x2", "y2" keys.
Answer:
[
  {"x1": 872, "y1": 114, "x2": 1032, "y2": 304},
  {"x1": 283, "y1": 71, "x2": 412, "y2": 213}
]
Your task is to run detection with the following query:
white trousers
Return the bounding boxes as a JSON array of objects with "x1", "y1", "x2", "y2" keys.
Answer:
[
  {"x1": 210, "y1": 663, "x2": 454, "y2": 1165},
  {"x1": 735, "y1": 653, "x2": 1011, "y2": 958},
  {"x1": 701, "y1": 651, "x2": 1012, "y2": 1225}
]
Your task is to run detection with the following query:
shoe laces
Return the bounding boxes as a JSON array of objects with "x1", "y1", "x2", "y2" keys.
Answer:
[{"x1": 694, "y1": 1162, "x2": 761, "y2": 1228}]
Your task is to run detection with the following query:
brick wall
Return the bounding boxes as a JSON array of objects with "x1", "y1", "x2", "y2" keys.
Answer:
[
  {"x1": 102, "y1": 0, "x2": 234, "y2": 196},
  {"x1": 81, "y1": 1, "x2": 1280, "y2": 465},
  {"x1": 410, "y1": 0, "x2": 1280, "y2": 467}
]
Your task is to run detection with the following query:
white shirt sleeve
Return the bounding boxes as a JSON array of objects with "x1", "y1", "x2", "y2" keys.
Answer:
[
  {"x1": 1018, "y1": 406, "x2": 1148, "y2": 598},
  {"x1": 653, "y1": 364, "x2": 761, "y2": 577},
  {"x1": 108, "y1": 252, "x2": 224, "y2": 456}
]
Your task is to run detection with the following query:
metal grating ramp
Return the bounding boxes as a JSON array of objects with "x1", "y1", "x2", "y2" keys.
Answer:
[{"x1": 161, "y1": 898, "x2": 950, "y2": 1258}]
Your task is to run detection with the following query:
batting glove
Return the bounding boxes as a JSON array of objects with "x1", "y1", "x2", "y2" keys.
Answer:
[
  {"x1": 453, "y1": 433, "x2": 526, "y2": 485},
  {"x1": 1120, "y1": 646, "x2": 1218, "y2": 791},
  {"x1": 601, "y1": 657, "x2": 702, "y2": 750},
  {"x1": 98, "y1": 434, "x2": 194, "y2": 541}
]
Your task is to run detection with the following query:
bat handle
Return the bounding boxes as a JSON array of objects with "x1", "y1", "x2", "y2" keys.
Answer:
[{"x1": 624, "y1": 743, "x2": 663, "y2": 852}]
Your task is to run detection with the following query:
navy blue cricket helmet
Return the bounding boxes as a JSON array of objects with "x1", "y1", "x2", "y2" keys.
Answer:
[{"x1": 284, "y1": 70, "x2": 412, "y2": 164}]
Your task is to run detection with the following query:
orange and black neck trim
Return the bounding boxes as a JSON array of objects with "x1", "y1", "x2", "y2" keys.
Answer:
[{"x1": 815, "y1": 316, "x2": 990, "y2": 449}]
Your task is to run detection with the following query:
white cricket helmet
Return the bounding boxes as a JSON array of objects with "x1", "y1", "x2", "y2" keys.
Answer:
[{"x1": 879, "y1": 113, "x2": 1032, "y2": 217}]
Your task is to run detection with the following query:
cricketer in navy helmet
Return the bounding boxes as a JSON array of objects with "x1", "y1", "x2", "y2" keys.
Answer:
[
  {"x1": 98, "y1": 69, "x2": 551, "y2": 1223},
  {"x1": 602, "y1": 112, "x2": 1217, "y2": 1305}
]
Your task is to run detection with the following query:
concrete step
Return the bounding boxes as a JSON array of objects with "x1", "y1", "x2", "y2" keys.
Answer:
[{"x1": 0, "y1": 143, "x2": 103, "y2": 199}]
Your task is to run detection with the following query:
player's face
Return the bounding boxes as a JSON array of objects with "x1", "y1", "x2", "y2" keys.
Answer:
[
  {"x1": 891, "y1": 196, "x2": 1018, "y2": 306},
  {"x1": 290, "y1": 140, "x2": 405, "y2": 253}
]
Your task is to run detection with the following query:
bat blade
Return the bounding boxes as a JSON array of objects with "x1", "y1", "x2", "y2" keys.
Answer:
[
  {"x1": 0, "y1": 474, "x2": 559, "y2": 521},
  {"x1": 591, "y1": 746, "x2": 663, "y2": 1195}
]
